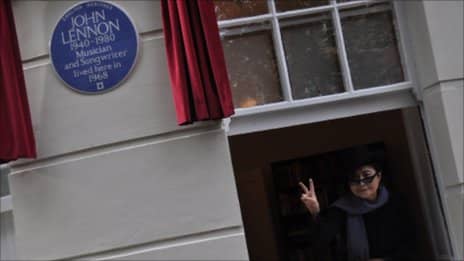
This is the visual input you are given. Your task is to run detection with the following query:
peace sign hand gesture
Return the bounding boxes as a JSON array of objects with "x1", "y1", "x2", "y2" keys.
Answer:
[{"x1": 299, "y1": 178, "x2": 320, "y2": 216}]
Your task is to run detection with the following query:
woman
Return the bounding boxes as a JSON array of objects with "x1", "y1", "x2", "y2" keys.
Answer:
[{"x1": 299, "y1": 147, "x2": 415, "y2": 261}]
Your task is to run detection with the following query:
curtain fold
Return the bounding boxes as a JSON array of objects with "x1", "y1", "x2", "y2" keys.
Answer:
[
  {"x1": 161, "y1": 0, "x2": 234, "y2": 125},
  {"x1": 0, "y1": 0, "x2": 37, "y2": 162}
]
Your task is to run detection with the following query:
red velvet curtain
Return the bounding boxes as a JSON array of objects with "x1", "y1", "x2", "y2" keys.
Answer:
[
  {"x1": 161, "y1": 0, "x2": 234, "y2": 125},
  {"x1": 0, "y1": 0, "x2": 37, "y2": 162}
]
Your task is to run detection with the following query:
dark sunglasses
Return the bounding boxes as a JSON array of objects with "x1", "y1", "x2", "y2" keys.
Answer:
[{"x1": 348, "y1": 172, "x2": 379, "y2": 186}]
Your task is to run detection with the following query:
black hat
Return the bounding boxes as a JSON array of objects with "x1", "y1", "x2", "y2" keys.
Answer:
[{"x1": 340, "y1": 143, "x2": 386, "y2": 177}]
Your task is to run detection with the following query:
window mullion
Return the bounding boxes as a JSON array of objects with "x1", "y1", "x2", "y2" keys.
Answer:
[
  {"x1": 391, "y1": 1, "x2": 416, "y2": 97},
  {"x1": 336, "y1": 0, "x2": 390, "y2": 11},
  {"x1": 268, "y1": 0, "x2": 293, "y2": 102},
  {"x1": 275, "y1": 5, "x2": 334, "y2": 19},
  {"x1": 331, "y1": 0, "x2": 354, "y2": 93},
  {"x1": 218, "y1": 14, "x2": 274, "y2": 29}
]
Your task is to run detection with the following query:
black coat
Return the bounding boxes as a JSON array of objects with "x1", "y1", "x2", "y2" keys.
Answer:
[{"x1": 308, "y1": 195, "x2": 416, "y2": 261}]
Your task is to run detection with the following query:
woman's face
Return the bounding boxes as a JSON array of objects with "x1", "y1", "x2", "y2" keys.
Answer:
[{"x1": 349, "y1": 165, "x2": 382, "y2": 201}]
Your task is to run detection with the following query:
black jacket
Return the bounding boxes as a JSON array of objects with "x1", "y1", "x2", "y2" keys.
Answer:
[{"x1": 308, "y1": 196, "x2": 416, "y2": 261}]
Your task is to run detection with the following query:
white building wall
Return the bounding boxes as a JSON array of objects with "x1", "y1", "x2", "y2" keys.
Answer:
[
  {"x1": 6, "y1": 0, "x2": 463, "y2": 260},
  {"x1": 8, "y1": 1, "x2": 248, "y2": 260},
  {"x1": 403, "y1": 1, "x2": 463, "y2": 259}
]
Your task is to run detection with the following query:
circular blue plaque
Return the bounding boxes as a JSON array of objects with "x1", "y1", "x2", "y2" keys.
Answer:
[{"x1": 50, "y1": 1, "x2": 139, "y2": 94}]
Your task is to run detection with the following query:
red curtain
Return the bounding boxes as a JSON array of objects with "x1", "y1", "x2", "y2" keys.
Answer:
[
  {"x1": 161, "y1": 0, "x2": 234, "y2": 125},
  {"x1": 0, "y1": 0, "x2": 36, "y2": 162}
]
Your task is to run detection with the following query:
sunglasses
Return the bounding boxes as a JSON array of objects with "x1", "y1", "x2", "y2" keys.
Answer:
[{"x1": 348, "y1": 172, "x2": 379, "y2": 186}]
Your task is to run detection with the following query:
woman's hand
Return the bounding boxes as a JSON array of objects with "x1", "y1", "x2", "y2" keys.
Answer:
[{"x1": 299, "y1": 178, "x2": 320, "y2": 216}]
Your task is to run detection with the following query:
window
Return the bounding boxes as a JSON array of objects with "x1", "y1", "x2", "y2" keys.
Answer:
[{"x1": 215, "y1": 0, "x2": 409, "y2": 110}]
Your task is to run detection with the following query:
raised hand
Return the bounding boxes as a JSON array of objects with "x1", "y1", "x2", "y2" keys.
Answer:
[{"x1": 299, "y1": 178, "x2": 320, "y2": 216}]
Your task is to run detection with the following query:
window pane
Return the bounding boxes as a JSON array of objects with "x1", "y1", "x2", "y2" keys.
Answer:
[
  {"x1": 341, "y1": 3, "x2": 405, "y2": 89},
  {"x1": 222, "y1": 24, "x2": 283, "y2": 108},
  {"x1": 0, "y1": 166, "x2": 9, "y2": 197},
  {"x1": 275, "y1": 0, "x2": 329, "y2": 12},
  {"x1": 214, "y1": 0, "x2": 268, "y2": 21},
  {"x1": 281, "y1": 13, "x2": 344, "y2": 99}
]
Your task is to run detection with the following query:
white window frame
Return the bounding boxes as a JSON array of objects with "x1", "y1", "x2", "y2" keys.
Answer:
[{"x1": 218, "y1": 0, "x2": 418, "y2": 123}]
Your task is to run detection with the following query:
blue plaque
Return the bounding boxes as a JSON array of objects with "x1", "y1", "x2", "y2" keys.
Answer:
[{"x1": 50, "y1": 1, "x2": 139, "y2": 94}]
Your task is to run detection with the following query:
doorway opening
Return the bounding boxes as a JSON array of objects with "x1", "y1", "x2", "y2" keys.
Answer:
[{"x1": 228, "y1": 107, "x2": 449, "y2": 261}]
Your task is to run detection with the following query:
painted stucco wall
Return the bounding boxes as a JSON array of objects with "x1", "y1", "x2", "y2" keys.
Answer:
[
  {"x1": 8, "y1": 1, "x2": 248, "y2": 260},
  {"x1": 5, "y1": 0, "x2": 463, "y2": 260},
  {"x1": 402, "y1": 1, "x2": 463, "y2": 259}
]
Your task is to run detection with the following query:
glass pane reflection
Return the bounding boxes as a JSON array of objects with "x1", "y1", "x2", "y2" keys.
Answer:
[
  {"x1": 275, "y1": 0, "x2": 329, "y2": 12},
  {"x1": 222, "y1": 24, "x2": 283, "y2": 108},
  {"x1": 281, "y1": 13, "x2": 344, "y2": 99},
  {"x1": 341, "y1": 4, "x2": 405, "y2": 89},
  {"x1": 214, "y1": 0, "x2": 268, "y2": 21}
]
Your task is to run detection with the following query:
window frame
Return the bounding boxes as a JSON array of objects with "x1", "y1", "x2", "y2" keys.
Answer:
[{"x1": 217, "y1": 0, "x2": 416, "y2": 117}]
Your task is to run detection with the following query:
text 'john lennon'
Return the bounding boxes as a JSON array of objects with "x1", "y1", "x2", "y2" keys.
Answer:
[{"x1": 61, "y1": 9, "x2": 120, "y2": 45}]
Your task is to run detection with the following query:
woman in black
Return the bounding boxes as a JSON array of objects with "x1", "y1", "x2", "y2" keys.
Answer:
[{"x1": 299, "y1": 148, "x2": 415, "y2": 261}]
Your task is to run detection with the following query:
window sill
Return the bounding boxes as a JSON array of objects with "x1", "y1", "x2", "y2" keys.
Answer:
[
  {"x1": 227, "y1": 82, "x2": 417, "y2": 136},
  {"x1": 233, "y1": 81, "x2": 413, "y2": 117}
]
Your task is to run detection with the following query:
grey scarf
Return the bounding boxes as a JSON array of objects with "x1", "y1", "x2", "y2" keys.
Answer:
[{"x1": 332, "y1": 186, "x2": 389, "y2": 261}]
